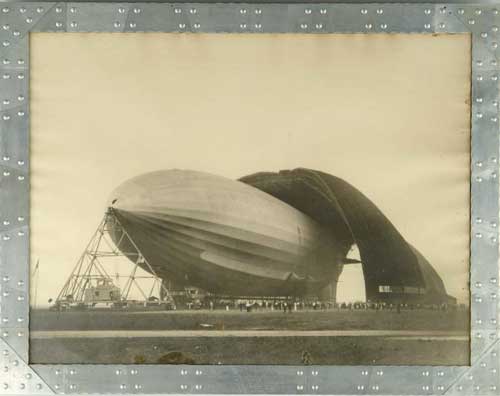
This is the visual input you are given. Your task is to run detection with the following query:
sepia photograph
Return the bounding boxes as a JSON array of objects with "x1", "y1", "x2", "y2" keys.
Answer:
[{"x1": 29, "y1": 32, "x2": 471, "y2": 365}]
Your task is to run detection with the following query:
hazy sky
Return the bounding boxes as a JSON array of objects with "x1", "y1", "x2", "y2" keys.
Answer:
[{"x1": 30, "y1": 33, "x2": 471, "y2": 306}]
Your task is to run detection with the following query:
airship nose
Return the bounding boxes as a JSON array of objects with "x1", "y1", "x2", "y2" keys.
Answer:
[{"x1": 106, "y1": 177, "x2": 153, "y2": 213}]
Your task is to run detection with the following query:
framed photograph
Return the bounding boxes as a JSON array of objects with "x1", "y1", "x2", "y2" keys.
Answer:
[{"x1": 0, "y1": 1, "x2": 498, "y2": 395}]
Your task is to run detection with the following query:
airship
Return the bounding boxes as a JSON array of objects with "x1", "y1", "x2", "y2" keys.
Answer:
[{"x1": 108, "y1": 168, "x2": 454, "y2": 304}]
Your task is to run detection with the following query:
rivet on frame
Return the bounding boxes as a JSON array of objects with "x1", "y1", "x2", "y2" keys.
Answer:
[
  {"x1": 2, "y1": 114, "x2": 10, "y2": 121},
  {"x1": 304, "y1": 9, "x2": 311, "y2": 15},
  {"x1": 17, "y1": 175, "x2": 24, "y2": 181},
  {"x1": 36, "y1": 384, "x2": 43, "y2": 390},
  {"x1": 130, "y1": 369, "x2": 138, "y2": 375},
  {"x1": 195, "y1": 385, "x2": 202, "y2": 390},
  {"x1": 474, "y1": 385, "x2": 480, "y2": 391},
  {"x1": 371, "y1": 385, "x2": 379, "y2": 391},
  {"x1": 491, "y1": 385, "x2": 498, "y2": 391},
  {"x1": 255, "y1": 9, "x2": 262, "y2": 15},
  {"x1": 179, "y1": 23, "x2": 186, "y2": 29},
  {"x1": 255, "y1": 24, "x2": 262, "y2": 29},
  {"x1": 2, "y1": 24, "x2": 9, "y2": 30},
  {"x1": 54, "y1": 384, "x2": 60, "y2": 390},
  {"x1": 180, "y1": 385, "x2": 188, "y2": 390},
  {"x1": 1, "y1": 317, "x2": 8, "y2": 323},
  {"x1": 300, "y1": 23, "x2": 308, "y2": 30},
  {"x1": 476, "y1": 111, "x2": 483, "y2": 118},
  {"x1": 25, "y1": 373, "x2": 32, "y2": 380},
  {"x1": 240, "y1": 8, "x2": 247, "y2": 14},
  {"x1": 480, "y1": 362, "x2": 487, "y2": 368},
  {"x1": 361, "y1": 9, "x2": 368, "y2": 15},
  {"x1": 2, "y1": 41, "x2": 10, "y2": 47},
  {"x1": 129, "y1": 23, "x2": 136, "y2": 28},
  {"x1": 424, "y1": 8, "x2": 432, "y2": 15},
  {"x1": 376, "y1": 9, "x2": 383, "y2": 14},
  {"x1": 54, "y1": 369, "x2": 61, "y2": 375},
  {"x1": 194, "y1": 23, "x2": 200, "y2": 29},
  {"x1": 481, "y1": 32, "x2": 488, "y2": 38},
  {"x1": 376, "y1": 370, "x2": 383, "y2": 376},
  {"x1": 422, "y1": 371, "x2": 430, "y2": 376},
  {"x1": 55, "y1": 7, "x2": 62, "y2": 13},
  {"x1": 491, "y1": 60, "x2": 497, "y2": 66},
  {"x1": 494, "y1": 9, "x2": 499, "y2": 15},
  {"x1": 18, "y1": 95, "x2": 24, "y2": 101},
  {"x1": 70, "y1": 22, "x2": 77, "y2": 28},
  {"x1": 492, "y1": 42, "x2": 498, "y2": 49},
  {"x1": 55, "y1": 22, "x2": 62, "y2": 28},
  {"x1": 69, "y1": 369, "x2": 76, "y2": 375},
  {"x1": 492, "y1": 26, "x2": 499, "y2": 32},
  {"x1": 189, "y1": 8, "x2": 196, "y2": 14},
  {"x1": 475, "y1": 9, "x2": 482, "y2": 15},
  {"x1": 438, "y1": 23, "x2": 446, "y2": 29},
  {"x1": 120, "y1": 384, "x2": 126, "y2": 390},
  {"x1": 297, "y1": 370, "x2": 304, "y2": 376},
  {"x1": 458, "y1": 9, "x2": 465, "y2": 15},
  {"x1": 315, "y1": 24, "x2": 323, "y2": 30},
  {"x1": 437, "y1": 385, "x2": 444, "y2": 391},
  {"x1": 475, "y1": 232, "x2": 483, "y2": 238},
  {"x1": 320, "y1": 9, "x2": 327, "y2": 15},
  {"x1": 2, "y1": 276, "x2": 9, "y2": 282},
  {"x1": 361, "y1": 370, "x2": 369, "y2": 376},
  {"x1": 19, "y1": 7, "x2": 26, "y2": 13},
  {"x1": 357, "y1": 385, "x2": 364, "y2": 390},
  {"x1": 312, "y1": 370, "x2": 319, "y2": 376},
  {"x1": 380, "y1": 24, "x2": 387, "y2": 30},
  {"x1": 12, "y1": 31, "x2": 20, "y2": 37},
  {"x1": 491, "y1": 117, "x2": 498, "y2": 123},
  {"x1": 69, "y1": 384, "x2": 76, "y2": 390},
  {"x1": 174, "y1": 8, "x2": 181, "y2": 14},
  {"x1": 457, "y1": 385, "x2": 463, "y2": 391},
  {"x1": 311, "y1": 385, "x2": 319, "y2": 391},
  {"x1": 2, "y1": 156, "x2": 9, "y2": 161},
  {"x1": 424, "y1": 24, "x2": 431, "y2": 29},
  {"x1": 475, "y1": 318, "x2": 482, "y2": 324},
  {"x1": 17, "y1": 110, "x2": 24, "y2": 117},
  {"x1": 422, "y1": 385, "x2": 430, "y2": 391},
  {"x1": 18, "y1": 59, "x2": 24, "y2": 65},
  {"x1": 2, "y1": 59, "x2": 10, "y2": 65},
  {"x1": 365, "y1": 24, "x2": 373, "y2": 30},
  {"x1": 239, "y1": 23, "x2": 246, "y2": 29},
  {"x1": 26, "y1": 18, "x2": 33, "y2": 24},
  {"x1": 181, "y1": 369, "x2": 188, "y2": 375},
  {"x1": 437, "y1": 371, "x2": 444, "y2": 376},
  {"x1": 2, "y1": 291, "x2": 8, "y2": 297},
  {"x1": 114, "y1": 22, "x2": 121, "y2": 28},
  {"x1": 134, "y1": 384, "x2": 142, "y2": 390},
  {"x1": 17, "y1": 317, "x2": 24, "y2": 323},
  {"x1": 133, "y1": 8, "x2": 141, "y2": 14},
  {"x1": 12, "y1": 360, "x2": 18, "y2": 366},
  {"x1": 297, "y1": 385, "x2": 304, "y2": 390},
  {"x1": 492, "y1": 75, "x2": 498, "y2": 81},
  {"x1": 118, "y1": 7, "x2": 125, "y2": 14},
  {"x1": 70, "y1": 7, "x2": 76, "y2": 13},
  {"x1": 2, "y1": 7, "x2": 9, "y2": 13},
  {"x1": 37, "y1": 7, "x2": 44, "y2": 13},
  {"x1": 3, "y1": 74, "x2": 10, "y2": 80}
]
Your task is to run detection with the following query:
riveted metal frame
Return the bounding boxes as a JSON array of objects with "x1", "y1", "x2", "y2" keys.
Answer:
[{"x1": 0, "y1": 1, "x2": 498, "y2": 395}]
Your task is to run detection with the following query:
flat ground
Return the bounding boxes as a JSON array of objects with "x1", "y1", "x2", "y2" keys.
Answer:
[{"x1": 29, "y1": 309, "x2": 469, "y2": 365}]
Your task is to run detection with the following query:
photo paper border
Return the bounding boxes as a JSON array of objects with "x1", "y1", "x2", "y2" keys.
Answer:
[{"x1": 0, "y1": 2, "x2": 498, "y2": 395}]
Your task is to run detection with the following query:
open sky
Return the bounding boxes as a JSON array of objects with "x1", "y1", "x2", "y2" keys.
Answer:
[{"x1": 30, "y1": 33, "x2": 471, "y2": 306}]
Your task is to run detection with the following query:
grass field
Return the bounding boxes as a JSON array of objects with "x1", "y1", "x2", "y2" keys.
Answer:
[
  {"x1": 30, "y1": 308, "x2": 468, "y2": 331},
  {"x1": 29, "y1": 308, "x2": 469, "y2": 365}
]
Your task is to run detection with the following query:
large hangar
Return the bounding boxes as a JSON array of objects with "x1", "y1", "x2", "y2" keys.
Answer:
[{"x1": 107, "y1": 168, "x2": 454, "y2": 304}]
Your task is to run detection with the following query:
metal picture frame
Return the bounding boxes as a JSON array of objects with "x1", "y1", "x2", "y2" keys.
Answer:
[{"x1": 0, "y1": 1, "x2": 498, "y2": 395}]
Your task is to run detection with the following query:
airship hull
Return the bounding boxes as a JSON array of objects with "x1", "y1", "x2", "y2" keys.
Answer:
[{"x1": 108, "y1": 170, "x2": 345, "y2": 297}]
